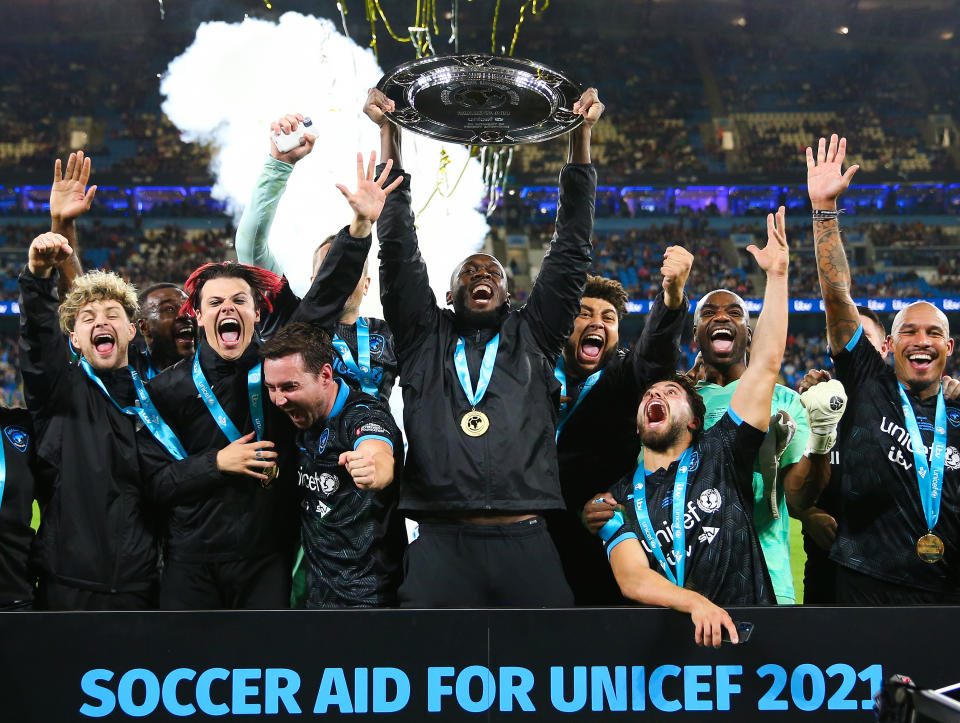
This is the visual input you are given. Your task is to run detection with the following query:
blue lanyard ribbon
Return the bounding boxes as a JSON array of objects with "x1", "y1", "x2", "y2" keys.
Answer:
[
  {"x1": 633, "y1": 447, "x2": 694, "y2": 587},
  {"x1": 192, "y1": 354, "x2": 266, "y2": 442},
  {"x1": 333, "y1": 318, "x2": 379, "y2": 398},
  {"x1": 897, "y1": 383, "x2": 947, "y2": 532},
  {"x1": 141, "y1": 347, "x2": 160, "y2": 380},
  {"x1": 454, "y1": 334, "x2": 500, "y2": 407},
  {"x1": 80, "y1": 358, "x2": 186, "y2": 459},
  {"x1": 553, "y1": 356, "x2": 603, "y2": 440}
]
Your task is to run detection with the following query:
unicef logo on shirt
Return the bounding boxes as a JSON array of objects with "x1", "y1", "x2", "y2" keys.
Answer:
[
  {"x1": 696, "y1": 488, "x2": 722, "y2": 514},
  {"x1": 946, "y1": 446, "x2": 960, "y2": 472},
  {"x1": 318, "y1": 473, "x2": 339, "y2": 495}
]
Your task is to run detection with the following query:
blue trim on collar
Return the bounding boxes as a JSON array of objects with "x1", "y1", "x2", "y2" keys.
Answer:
[
  {"x1": 844, "y1": 324, "x2": 864, "y2": 353},
  {"x1": 328, "y1": 378, "x2": 350, "y2": 419}
]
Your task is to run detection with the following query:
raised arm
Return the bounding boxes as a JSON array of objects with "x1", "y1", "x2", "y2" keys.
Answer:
[
  {"x1": 729, "y1": 207, "x2": 789, "y2": 432},
  {"x1": 806, "y1": 134, "x2": 860, "y2": 352},
  {"x1": 290, "y1": 152, "x2": 401, "y2": 328},
  {"x1": 49, "y1": 151, "x2": 96, "y2": 294},
  {"x1": 363, "y1": 90, "x2": 440, "y2": 351},
  {"x1": 235, "y1": 113, "x2": 316, "y2": 274},
  {"x1": 19, "y1": 234, "x2": 75, "y2": 411},
  {"x1": 627, "y1": 246, "x2": 691, "y2": 386},
  {"x1": 523, "y1": 89, "x2": 603, "y2": 357}
]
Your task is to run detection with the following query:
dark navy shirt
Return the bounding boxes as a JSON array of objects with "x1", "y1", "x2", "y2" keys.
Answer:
[
  {"x1": 603, "y1": 412, "x2": 775, "y2": 606},
  {"x1": 295, "y1": 381, "x2": 405, "y2": 608},
  {"x1": 831, "y1": 325, "x2": 960, "y2": 596}
]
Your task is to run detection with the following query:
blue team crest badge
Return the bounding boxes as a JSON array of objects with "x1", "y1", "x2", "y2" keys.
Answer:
[
  {"x1": 687, "y1": 450, "x2": 700, "y2": 472},
  {"x1": 317, "y1": 428, "x2": 330, "y2": 454},
  {"x1": 369, "y1": 334, "x2": 385, "y2": 358},
  {"x1": 947, "y1": 408, "x2": 960, "y2": 428},
  {"x1": 4, "y1": 426, "x2": 28, "y2": 453}
]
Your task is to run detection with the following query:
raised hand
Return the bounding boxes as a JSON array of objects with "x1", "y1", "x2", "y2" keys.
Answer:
[
  {"x1": 50, "y1": 151, "x2": 96, "y2": 222},
  {"x1": 363, "y1": 88, "x2": 395, "y2": 128},
  {"x1": 28, "y1": 232, "x2": 73, "y2": 277},
  {"x1": 269, "y1": 112, "x2": 316, "y2": 164},
  {"x1": 660, "y1": 244, "x2": 693, "y2": 307},
  {"x1": 572, "y1": 87, "x2": 604, "y2": 128},
  {"x1": 336, "y1": 151, "x2": 404, "y2": 224},
  {"x1": 806, "y1": 134, "x2": 859, "y2": 209},
  {"x1": 746, "y1": 206, "x2": 789, "y2": 277}
]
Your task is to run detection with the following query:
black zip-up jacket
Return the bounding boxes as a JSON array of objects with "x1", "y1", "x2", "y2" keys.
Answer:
[
  {"x1": 547, "y1": 293, "x2": 684, "y2": 605},
  {"x1": 19, "y1": 268, "x2": 159, "y2": 594},
  {"x1": 0, "y1": 408, "x2": 37, "y2": 606},
  {"x1": 377, "y1": 162, "x2": 597, "y2": 513},
  {"x1": 557, "y1": 292, "x2": 685, "y2": 511},
  {"x1": 142, "y1": 226, "x2": 371, "y2": 562}
]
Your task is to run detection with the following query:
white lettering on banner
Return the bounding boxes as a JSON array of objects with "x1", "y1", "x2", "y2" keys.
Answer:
[{"x1": 944, "y1": 299, "x2": 960, "y2": 311}]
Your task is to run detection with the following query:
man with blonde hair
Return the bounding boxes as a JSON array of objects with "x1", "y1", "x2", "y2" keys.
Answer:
[{"x1": 19, "y1": 234, "x2": 181, "y2": 609}]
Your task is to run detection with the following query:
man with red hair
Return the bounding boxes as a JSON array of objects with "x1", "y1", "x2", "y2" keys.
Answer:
[{"x1": 141, "y1": 155, "x2": 401, "y2": 609}]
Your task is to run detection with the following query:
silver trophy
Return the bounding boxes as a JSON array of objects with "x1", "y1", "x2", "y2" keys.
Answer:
[{"x1": 377, "y1": 54, "x2": 584, "y2": 146}]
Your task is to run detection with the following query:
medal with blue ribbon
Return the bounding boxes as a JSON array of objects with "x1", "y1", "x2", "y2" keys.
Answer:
[
  {"x1": 553, "y1": 356, "x2": 602, "y2": 441},
  {"x1": 454, "y1": 334, "x2": 499, "y2": 437},
  {"x1": 80, "y1": 359, "x2": 186, "y2": 460},
  {"x1": 898, "y1": 383, "x2": 947, "y2": 563},
  {"x1": 333, "y1": 318, "x2": 379, "y2": 398},
  {"x1": 632, "y1": 446, "x2": 695, "y2": 586},
  {"x1": 193, "y1": 355, "x2": 277, "y2": 484}
]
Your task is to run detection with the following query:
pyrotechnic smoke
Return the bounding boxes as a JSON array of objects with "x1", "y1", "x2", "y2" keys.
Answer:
[{"x1": 160, "y1": 12, "x2": 490, "y2": 317}]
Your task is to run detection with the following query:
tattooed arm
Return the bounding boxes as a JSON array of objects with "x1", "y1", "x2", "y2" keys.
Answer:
[{"x1": 806, "y1": 134, "x2": 860, "y2": 351}]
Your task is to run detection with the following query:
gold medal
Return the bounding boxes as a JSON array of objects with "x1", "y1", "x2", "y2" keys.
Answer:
[
  {"x1": 460, "y1": 409, "x2": 490, "y2": 437},
  {"x1": 916, "y1": 532, "x2": 944, "y2": 563},
  {"x1": 262, "y1": 464, "x2": 279, "y2": 487}
]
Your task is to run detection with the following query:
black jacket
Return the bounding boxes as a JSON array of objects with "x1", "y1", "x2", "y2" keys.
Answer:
[
  {"x1": 548, "y1": 293, "x2": 684, "y2": 605},
  {"x1": 19, "y1": 268, "x2": 159, "y2": 594},
  {"x1": 143, "y1": 226, "x2": 371, "y2": 562},
  {"x1": 557, "y1": 292, "x2": 685, "y2": 510},
  {"x1": 377, "y1": 162, "x2": 597, "y2": 513},
  {"x1": 0, "y1": 408, "x2": 37, "y2": 606}
]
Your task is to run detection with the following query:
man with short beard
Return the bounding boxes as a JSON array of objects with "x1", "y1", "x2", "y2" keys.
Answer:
[
  {"x1": 19, "y1": 236, "x2": 161, "y2": 609},
  {"x1": 550, "y1": 249, "x2": 691, "y2": 606},
  {"x1": 132, "y1": 283, "x2": 197, "y2": 378},
  {"x1": 236, "y1": 113, "x2": 397, "y2": 401},
  {"x1": 365, "y1": 86, "x2": 603, "y2": 607},
  {"x1": 142, "y1": 156, "x2": 401, "y2": 609},
  {"x1": 807, "y1": 134, "x2": 960, "y2": 603},
  {"x1": 261, "y1": 322, "x2": 405, "y2": 608},
  {"x1": 599, "y1": 208, "x2": 789, "y2": 646}
]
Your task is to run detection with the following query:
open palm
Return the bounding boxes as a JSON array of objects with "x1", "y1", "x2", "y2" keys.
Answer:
[
  {"x1": 336, "y1": 152, "x2": 403, "y2": 223},
  {"x1": 806, "y1": 134, "x2": 858, "y2": 207},
  {"x1": 747, "y1": 206, "x2": 789, "y2": 276},
  {"x1": 50, "y1": 151, "x2": 96, "y2": 221}
]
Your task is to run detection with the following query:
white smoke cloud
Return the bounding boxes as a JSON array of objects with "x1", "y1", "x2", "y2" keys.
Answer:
[{"x1": 160, "y1": 11, "x2": 489, "y2": 317}]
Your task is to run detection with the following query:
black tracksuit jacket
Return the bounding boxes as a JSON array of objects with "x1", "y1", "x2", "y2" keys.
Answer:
[
  {"x1": 142, "y1": 226, "x2": 371, "y2": 562},
  {"x1": 19, "y1": 268, "x2": 159, "y2": 594},
  {"x1": 0, "y1": 407, "x2": 37, "y2": 606},
  {"x1": 377, "y1": 162, "x2": 597, "y2": 513}
]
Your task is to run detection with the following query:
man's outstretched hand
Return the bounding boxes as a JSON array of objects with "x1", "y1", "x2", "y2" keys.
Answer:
[
  {"x1": 806, "y1": 134, "x2": 859, "y2": 210},
  {"x1": 336, "y1": 151, "x2": 404, "y2": 237},
  {"x1": 50, "y1": 151, "x2": 96, "y2": 223}
]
